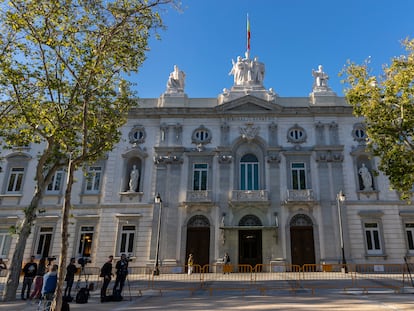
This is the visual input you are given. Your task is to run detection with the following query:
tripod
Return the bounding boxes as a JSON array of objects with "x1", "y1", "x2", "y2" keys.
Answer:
[
  {"x1": 404, "y1": 256, "x2": 414, "y2": 287},
  {"x1": 76, "y1": 265, "x2": 89, "y2": 290},
  {"x1": 126, "y1": 275, "x2": 132, "y2": 301}
]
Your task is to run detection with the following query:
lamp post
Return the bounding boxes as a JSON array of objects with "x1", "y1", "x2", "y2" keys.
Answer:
[
  {"x1": 153, "y1": 193, "x2": 162, "y2": 276},
  {"x1": 337, "y1": 190, "x2": 347, "y2": 273}
]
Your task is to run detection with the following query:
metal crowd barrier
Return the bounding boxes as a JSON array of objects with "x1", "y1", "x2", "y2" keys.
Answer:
[
  {"x1": 253, "y1": 264, "x2": 301, "y2": 294},
  {"x1": 1, "y1": 263, "x2": 413, "y2": 298},
  {"x1": 352, "y1": 264, "x2": 406, "y2": 293}
]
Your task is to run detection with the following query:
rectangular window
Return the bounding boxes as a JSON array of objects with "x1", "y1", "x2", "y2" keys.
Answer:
[
  {"x1": 35, "y1": 227, "x2": 53, "y2": 258},
  {"x1": 406, "y1": 223, "x2": 414, "y2": 251},
  {"x1": 118, "y1": 225, "x2": 135, "y2": 255},
  {"x1": 7, "y1": 167, "x2": 24, "y2": 192},
  {"x1": 193, "y1": 163, "x2": 208, "y2": 190},
  {"x1": 364, "y1": 222, "x2": 382, "y2": 254},
  {"x1": 291, "y1": 163, "x2": 306, "y2": 190},
  {"x1": 46, "y1": 170, "x2": 64, "y2": 193},
  {"x1": 77, "y1": 226, "x2": 94, "y2": 258},
  {"x1": 0, "y1": 229, "x2": 12, "y2": 257},
  {"x1": 85, "y1": 166, "x2": 102, "y2": 193}
]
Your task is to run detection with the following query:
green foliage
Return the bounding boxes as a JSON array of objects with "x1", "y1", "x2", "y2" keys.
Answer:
[
  {"x1": 0, "y1": 0, "x2": 177, "y2": 301},
  {"x1": 0, "y1": 0, "x2": 175, "y2": 164},
  {"x1": 341, "y1": 38, "x2": 414, "y2": 201}
]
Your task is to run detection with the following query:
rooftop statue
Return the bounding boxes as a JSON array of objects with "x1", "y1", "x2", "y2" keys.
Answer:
[
  {"x1": 312, "y1": 65, "x2": 331, "y2": 91},
  {"x1": 166, "y1": 65, "x2": 185, "y2": 93},
  {"x1": 229, "y1": 53, "x2": 265, "y2": 87}
]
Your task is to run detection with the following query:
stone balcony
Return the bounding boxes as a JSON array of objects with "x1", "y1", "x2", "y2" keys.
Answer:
[
  {"x1": 285, "y1": 189, "x2": 315, "y2": 203},
  {"x1": 231, "y1": 190, "x2": 269, "y2": 202},
  {"x1": 186, "y1": 190, "x2": 212, "y2": 203}
]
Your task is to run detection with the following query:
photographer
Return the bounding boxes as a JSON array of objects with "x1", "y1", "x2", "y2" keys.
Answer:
[{"x1": 112, "y1": 254, "x2": 129, "y2": 296}]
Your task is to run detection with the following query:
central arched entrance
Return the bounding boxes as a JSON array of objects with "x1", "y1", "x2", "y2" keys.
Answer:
[
  {"x1": 186, "y1": 215, "x2": 210, "y2": 270},
  {"x1": 290, "y1": 214, "x2": 315, "y2": 266},
  {"x1": 238, "y1": 215, "x2": 263, "y2": 268}
]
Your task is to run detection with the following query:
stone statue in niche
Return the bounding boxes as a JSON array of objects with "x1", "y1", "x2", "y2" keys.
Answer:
[
  {"x1": 358, "y1": 163, "x2": 373, "y2": 191},
  {"x1": 128, "y1": 164, "x2": 139, "y2": 192}
]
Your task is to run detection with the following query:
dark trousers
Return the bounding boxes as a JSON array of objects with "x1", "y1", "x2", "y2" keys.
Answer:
[
  {"x1": 21, "y1": 277, "x2": 34, "y2": 299},
  {"x1": 113, "y1": 274, "x2": 127, "y2": 293},
  {"x1": 64, "y1": 278, "x2": 74, "y2": 297},
  {"x1": 101, "y1": 276, "x2": 111, "y2": 297}
]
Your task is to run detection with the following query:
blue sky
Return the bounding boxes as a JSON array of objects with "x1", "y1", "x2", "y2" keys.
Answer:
[{"x1": 133, "y1": 0, "x2": 414, "y2": 98}]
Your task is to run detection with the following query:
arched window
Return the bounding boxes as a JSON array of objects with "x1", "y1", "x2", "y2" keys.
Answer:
[
  {"x1": 240, "y1": 153, "x2": 259, "y2": 190},
  {"x1": 239, "y1": 215, "x2": 262, "y2": 226},
  {"x1": 290, "y1": 214, "x2": 313, "y2": 227},
  {"x1": 188, "y1": 215, "x2": 210, "y2": 227}
]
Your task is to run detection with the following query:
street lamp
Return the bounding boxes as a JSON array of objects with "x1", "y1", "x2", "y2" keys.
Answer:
[
  {"x1": 337, "y1": 190, "x2": 347, "y2": 273},
  {"x1": 153, "y1": 193, "x2": 162, "y2": 276}
]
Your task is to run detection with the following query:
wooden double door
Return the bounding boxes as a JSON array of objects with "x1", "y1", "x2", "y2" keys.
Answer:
[
  {"x1": 239, "y1": 230, "x2": 262, "y2": 268},
  {"x1": 186, "y1": 227, "x2": 210, "y2": 270},
  {"x1": 290, "y1": 226, "x2": 315, "y2": 266}
]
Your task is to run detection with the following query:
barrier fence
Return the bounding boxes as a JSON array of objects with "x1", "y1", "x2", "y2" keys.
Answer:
[{"x1": 1, "y1": 263, "x2": 413, "y2": 298}]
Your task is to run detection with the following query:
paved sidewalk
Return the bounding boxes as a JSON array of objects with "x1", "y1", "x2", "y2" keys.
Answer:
[{"x1": 1, "y1": 288, "x2": 414, "y2": 311}]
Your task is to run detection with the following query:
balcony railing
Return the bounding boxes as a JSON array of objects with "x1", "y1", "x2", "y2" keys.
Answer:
[
  {"x1": 286, "y1": 189, "x2": 314, "y2": 202},
  {"x1": 231, "y1": 190, "x2": 269, "y2": 202},
  {"x1": 186, "y1": 190, "x2": 212, "y2": 203}
]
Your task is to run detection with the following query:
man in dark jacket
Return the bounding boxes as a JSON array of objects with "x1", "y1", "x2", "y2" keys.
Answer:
[
  {"x1": 21, "y1": 256, "x2": 37, "y2": 300},
  {"x1": 112, "y1": 254, "x2": 128, "y2": 295},
  {"x1": 64, "y1": 257, "x2": 77, "y2": 298},
  {"x1": 100, "y1": 255, "x2": 113, "y2": 301}
]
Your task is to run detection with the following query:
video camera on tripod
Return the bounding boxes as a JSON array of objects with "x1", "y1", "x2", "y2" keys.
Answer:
[{"x1": 77, "y1": 257, "x2": 92, "y2": 268}]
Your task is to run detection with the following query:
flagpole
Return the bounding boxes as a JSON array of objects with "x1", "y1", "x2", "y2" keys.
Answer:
[{"x1": 246, "y1": 13, "x2": 250, "y2": 59}]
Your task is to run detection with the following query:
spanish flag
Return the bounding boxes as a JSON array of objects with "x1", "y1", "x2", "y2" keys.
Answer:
[{"x1": 247, "y1": 14, "x2": 251, "y2": 53}]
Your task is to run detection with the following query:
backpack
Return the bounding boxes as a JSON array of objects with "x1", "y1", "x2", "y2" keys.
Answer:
[{"x1": 75, "y1": 287, "x2": 89, "y2": 304}]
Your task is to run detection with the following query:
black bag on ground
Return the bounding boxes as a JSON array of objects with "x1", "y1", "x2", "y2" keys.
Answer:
[
  {"x1": 75, "y1": 287, "x2": 89, "y2": 304},
  {"x1": 112, "y1": 289, "x2": 123, "y2": 302},
  {"x1": 62, "y1": 300, "x2": 70, "y2": 311},
  {"x1": 63, "y1": 295, "x2": 73, "y2": 302}
]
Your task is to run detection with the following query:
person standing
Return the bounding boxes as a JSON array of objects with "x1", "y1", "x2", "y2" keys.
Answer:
[
  {"x1": 187, "y1": 254, "x2": 194, "y2": 275},
  {"x1": 30, "y1": 257, "x2": 46, "y2": 300},
  {"x1": 64, "y1": 257, "x2": 77, "y2": 298},
  {"x1": 21, "y1": 255, "x2": 37, "y2": 300},
  {"x1": 42, "y1": 264, "x2": 58, "y2": 305},
  {"x1": 100, "y1": 255, "x2": 113, "y2": 301},
  {"x1": 113, "y1": 254, "x2": 128, "y2": 295},
  {"x1": 223, "y1": 252, "x2": 231, "y2": 274}
]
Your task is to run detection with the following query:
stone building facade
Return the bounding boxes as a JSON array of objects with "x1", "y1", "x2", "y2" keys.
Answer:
[{"x1": 1, "y1": 55, "x2": 413, "y2": 269}]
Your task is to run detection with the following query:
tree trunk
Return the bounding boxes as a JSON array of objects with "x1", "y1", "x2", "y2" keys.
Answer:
[
  {"x1": 51, "y1": 158, "x2": 75, "y2": 311},
  {"x1": 3, "y1": 191, "x2": 42, "y2": 301}
]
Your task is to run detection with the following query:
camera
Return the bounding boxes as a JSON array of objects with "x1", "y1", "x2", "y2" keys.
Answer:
[
  {"x1": 47, "y1": 256, "x2": 57, "y2": 265},
  {"x1": 78, "y1": 257, "x2": 92, "y2": 267}
]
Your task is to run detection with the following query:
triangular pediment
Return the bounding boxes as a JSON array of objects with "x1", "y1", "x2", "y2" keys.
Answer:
[{"x1": 215, "y1": 95, "x2": 282, "y2": 113}]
